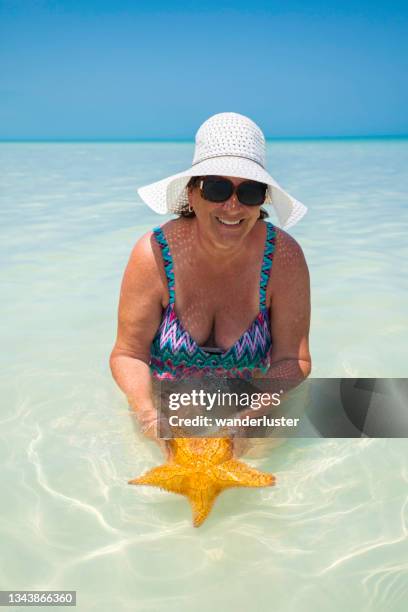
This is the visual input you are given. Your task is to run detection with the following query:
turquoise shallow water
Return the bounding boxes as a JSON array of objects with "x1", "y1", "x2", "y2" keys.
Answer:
[{"x1": 1, "y1": 141, "x2": 408, "y2": 611}]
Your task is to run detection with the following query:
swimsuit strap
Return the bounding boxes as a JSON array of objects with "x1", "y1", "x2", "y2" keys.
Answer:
[
  {"x1": 153, "y1": 226, "x2": 176, "y2": 304},
  {"x1": 259, "y1": 222, "x2": 277, "y2": 310}
]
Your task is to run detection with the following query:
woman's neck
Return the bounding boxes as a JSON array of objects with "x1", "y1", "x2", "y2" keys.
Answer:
[{"x1": 192, "y1": 219, "x2": 255, "y2": 270}]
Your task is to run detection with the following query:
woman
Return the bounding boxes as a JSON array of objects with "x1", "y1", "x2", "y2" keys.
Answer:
[{"x1": 110, "y1": 112, "x2": 311, "y2": 444}]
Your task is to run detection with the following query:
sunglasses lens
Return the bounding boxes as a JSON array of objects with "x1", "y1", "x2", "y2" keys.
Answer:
[
  {"x1": 202, "y1": 177, "x2": 234, "y2": 202},
  {"x1": 237, "y1": 181, "x2": 267, "y2": 206}
]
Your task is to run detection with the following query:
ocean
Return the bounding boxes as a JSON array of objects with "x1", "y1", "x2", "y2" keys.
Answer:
[{"x1": 1, "y1": 139, "x2": 407, "y2": 611}]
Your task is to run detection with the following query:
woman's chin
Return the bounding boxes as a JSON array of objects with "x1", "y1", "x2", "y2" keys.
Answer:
[{"x1": 212, "y1": 216, "x2": 246, "y2": 237}]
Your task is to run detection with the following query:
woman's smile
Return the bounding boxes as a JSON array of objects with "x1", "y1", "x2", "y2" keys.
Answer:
[{"x1": 215, "y1": 215, "x2": 245, "y2": 227}]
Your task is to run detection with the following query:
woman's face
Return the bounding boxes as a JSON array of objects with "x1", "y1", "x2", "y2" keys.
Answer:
[{"x1": 188, "y1": 175, "x2": 262, "y2": 247}]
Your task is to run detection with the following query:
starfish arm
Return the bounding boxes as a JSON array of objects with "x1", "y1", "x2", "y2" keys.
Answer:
[
  {"x1": 216, "y1": 459, "x2": 276, "y2": 489},
  {"x1": 128, "y1": 464, "x2": 190, "y2": 495},
  {"x1": 187, "y1": 484, "x2": 221, "y2": 528}
]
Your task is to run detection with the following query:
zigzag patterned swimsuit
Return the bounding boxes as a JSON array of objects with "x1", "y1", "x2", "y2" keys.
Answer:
[{"x1": 150, "y1": 221, "x2": 276, "y2": 380}]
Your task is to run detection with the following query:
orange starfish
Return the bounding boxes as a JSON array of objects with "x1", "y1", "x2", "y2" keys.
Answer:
[{"x1": 129, "y1": 437, "x2": 275, "y2": 527}]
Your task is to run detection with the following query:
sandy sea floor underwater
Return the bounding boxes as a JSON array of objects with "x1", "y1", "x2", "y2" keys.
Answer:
[{"x1": 1, "y1": 140, "x2": 408, "y2": 611}]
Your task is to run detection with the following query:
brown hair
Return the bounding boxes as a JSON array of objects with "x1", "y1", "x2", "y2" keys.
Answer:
[{"x1": 178, "y1": 176, "x2": 269, "y2": 219}]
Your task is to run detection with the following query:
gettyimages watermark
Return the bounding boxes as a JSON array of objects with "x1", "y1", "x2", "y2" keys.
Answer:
[
  {"x1": 168, "y1": 388, "x2": 283, "y2": 410},
  {"x1": 166, "y1": 388, "x2": 299, "y2": 430},
  {"x1": 151, "y1": 377, "x2": 408, "y2": 438}
]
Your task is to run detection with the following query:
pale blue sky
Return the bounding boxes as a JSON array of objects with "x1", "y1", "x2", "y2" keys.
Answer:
[{"x1": 1, "y1": 0, "x2": 407, "y2": 139}]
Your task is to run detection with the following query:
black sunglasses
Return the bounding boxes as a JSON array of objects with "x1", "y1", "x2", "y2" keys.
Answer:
[{"x1": 198, "y1": 176, "x2": 267, "y2": 207}]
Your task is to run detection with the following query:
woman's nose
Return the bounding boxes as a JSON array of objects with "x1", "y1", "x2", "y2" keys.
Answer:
[{"x1": 222, "y1": 192, "x2": 241, "y2": 210}]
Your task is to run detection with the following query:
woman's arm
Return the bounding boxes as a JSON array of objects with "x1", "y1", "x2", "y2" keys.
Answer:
[
  {"x1": 229, "y1": 230, "x2": 311, "y2": 447},
  {"x1": 110, "y1": 231, "x2": 166, "y2": 438},
  {"x1": 266, "y1": 228, "x2": 312, "y2": 386}
]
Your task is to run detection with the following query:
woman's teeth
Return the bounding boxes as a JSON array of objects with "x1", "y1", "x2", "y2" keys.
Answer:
[{"x1": 216, "y1": 217, "x2": 243, "y2": 226}]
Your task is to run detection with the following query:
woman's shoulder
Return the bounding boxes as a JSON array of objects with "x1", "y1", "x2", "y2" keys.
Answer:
[
  {"x1": 151, "y1": 217, "x2": 195, "y2": 254},
  {"x1": 129, "y1": 227, "x2": 161, "y2": 264},
  {"x1": 125, "y1": 227, "x2": 173, "y2": 302},
  {"x1": 270, "y1": 224, "x2": 309, "y2": 277},
  {"x1": 131, "y1": 218, "x2": 192, "y2": 261}
]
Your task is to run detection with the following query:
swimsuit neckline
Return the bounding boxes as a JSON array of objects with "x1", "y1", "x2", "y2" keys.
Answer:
[{"x1": 162, "y1": 301, "x2": 269, "y2": 360}]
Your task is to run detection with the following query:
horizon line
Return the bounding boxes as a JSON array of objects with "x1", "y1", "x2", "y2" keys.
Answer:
[{"x1": 0, "y1": 134, "x2": 407, "y2": 143}]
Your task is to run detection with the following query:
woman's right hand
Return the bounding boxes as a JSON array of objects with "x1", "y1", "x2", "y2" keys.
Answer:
[{"x1": 139, "y1": 411, "x2": 171, "y2": 457}]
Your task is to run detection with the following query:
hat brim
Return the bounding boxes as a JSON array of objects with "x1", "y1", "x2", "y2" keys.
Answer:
[{"x1": 137, "y1": 156, "x2": 307, "y2": 229}]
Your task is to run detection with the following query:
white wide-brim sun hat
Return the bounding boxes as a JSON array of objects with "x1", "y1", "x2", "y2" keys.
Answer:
[{"x1": 138, "y1": 112, "x2": 307, "y2": 229}]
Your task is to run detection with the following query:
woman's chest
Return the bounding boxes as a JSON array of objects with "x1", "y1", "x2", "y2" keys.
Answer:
[{"x1": 171, "y1": 271, "x2": 268, "y2": 350}]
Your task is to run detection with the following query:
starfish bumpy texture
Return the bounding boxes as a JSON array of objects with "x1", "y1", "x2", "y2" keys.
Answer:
[{"x1": 129, "y1": 437, "x2": 276, "y2": 527}]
